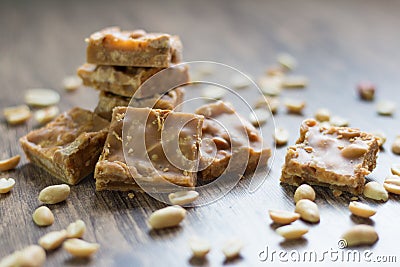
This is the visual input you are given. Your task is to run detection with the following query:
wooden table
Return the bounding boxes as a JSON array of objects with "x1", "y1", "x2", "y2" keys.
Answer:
[{"x1": 1, "y1": 0, "x2": 400, "y2": 266}]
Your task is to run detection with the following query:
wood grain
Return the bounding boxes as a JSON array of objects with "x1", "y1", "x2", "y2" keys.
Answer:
[{"x1": 1, "y1": 0, "x2": 400, "y2": 266}]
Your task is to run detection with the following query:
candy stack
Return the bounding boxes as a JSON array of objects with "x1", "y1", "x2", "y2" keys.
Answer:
[{"x1": 77, "y1": 27, "x2": 189, "y2": 120}]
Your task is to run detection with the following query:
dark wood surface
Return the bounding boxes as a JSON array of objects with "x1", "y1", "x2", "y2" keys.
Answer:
[{"x1": 1, "y1": 0, "x2": 400, "y2": 266}]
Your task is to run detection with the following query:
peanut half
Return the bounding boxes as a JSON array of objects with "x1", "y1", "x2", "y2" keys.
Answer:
[
  {"x1": 269, "y1": 210, "x2": 300, "y2": 225},
  {"x1": 189, "y1": 237, "x2": 211, "y2": 258},
  {"x1": 284, "y1": 99, "x2": 306, "y2": 114},
  {"x1": 314, "y1": 108, "x2": 331, "y2": 122},
  {"x1": 25, "y1": 88, "x2": 60, "y2": 107},
  {"x1": 62, "y1": 76, "x2": 82, "y2": 91},
  {"x1": 249, "y1": 109, "x2": 269, "y2": 126},
  {"x1": 376, "y1": 100, "x2": 396, "y2": 116},
  {"x1": 0, "y1": 245, "x2": 46, "y2": 267},
  {"x1": 391, "y1": 164, "x2": 400, "y2": 176},
  {"x1": 32, "y1": 206, "x2": 55, "y2": 226},
  {"x1": 38, "y1": 184, "x2": 70, "y2": 204},
  {"x1": 168, "y1": 191, "x2": 199, "y2": 206},
  {"x1": 294, "y1": 184, "x2": 316, "y2": 203},
  {"x1": 63, "y1": 239, "x2": 100, "y2": 258},
  {"x1": 341, "y1": 225, "x2": 378, "y2": 247},
  {"x1": 38, "y1": 230, "x2": 68, "y2": 250},
  {"x1": 67, "y1": 220, "x2": 86, "y2": 238},
  {"x1": 148, "y1": 206, "x2": 187, "y2": 229},
  {"x1": 34, "y1": 106, "x2": 59, "y2": 124},
  {"x1": 348, "y1": 202, "x2": 376, "y2": 218},
  {"x1": 0, "y1": 178, "x2": 16, "y2": 194},
  {"x1": 276, "y1": 225, "x2": 309, "y2": 240},
  {"x1": 273, "y1": 127, "x2": 289, "y2": 146},
  {"x1": 3, "y1": 105, "x2": 31, "y2": 125},
  {"x1": 341, "y1": 144, "x2": 368, "y2": 159},
  {"x1": 392, "y1": 137, "x2": 400, "y2": 155},
  {"x1": 0, "y1": 155, "x2": 21, "y2": 171},
  {"x1": 281, "y1": 75, "x2": 308, "y2": 88},
  {"x1": 221, "y1": 238, "x2": 243, "y2": 260},
  {"x1": 383, "y1": 175, "x2": 400, "y2": 195},
  {"x1": 363, "y1": 181, "x2": 389, "y2": 202},
  {"x1": 295, "y1": 199, "x2": 320, "y2": 223}
]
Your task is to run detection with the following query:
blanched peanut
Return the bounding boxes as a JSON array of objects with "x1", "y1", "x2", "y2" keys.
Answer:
[
  {"x1": 34, "y1": 106, "x2": 59, "y2": 124},
  {"x1": 25, "y1": 88, "x2": 60, "y2": 107},
  {"x1": 363, "y1": 181, "x2": 388, "y2": 202},
  {"x1": 348, "y1": 202, "x2": 376, "y2": 218},
  {"x1": 284, "y1": 99, "x2": 306, "y2": 114},
  {"x1": 0, "y1": 245, "x2": 46, "y2": 267},
  {"x1": 392, "y1": 137, "x2": 400, "y2": 155},
  {"x1": 314, "y1": 108, "x2": 330, "y2": 122},
  {"x1": 295, "y1": 199, "x2": 320, "y2": 223},
  {"x1": 371, "y1": 131, "x2": 386, "y2": 147},
  {"x1": 277, "y1": 53, "x2": 297, "y2": 70},
  {"x1": 376, "y1": 100, "x2": 396, "y2": 116},
  {"x1": 269, "y1": 210, "x2": 300, "y2": 225},
  {"x1": 0, "y1": 178, "x2": 15, "y2": 193},
  {"x1": 221, "y1": 238, "x2": 243, "y2": 260},
  {"x1": 276, "y1": 225, "x2": 308, "y2": 240},
  {"x1": 391, "y1": 164, "x2": 400, "y2": 176},
  {"x1": 341, "y1": 144, "x2": 368, "y2": 159},
  {"x1": 249, "y1": 109, "x2": 269, "y2": 126},
  {"x1": 38, "y1": 230, "x2": 67, "y2": 250},
  {"x1": 3, "y1": 105, "x2": 31, "y2": 125},
  {"x1": 67, "y1": 220, "x2": 86, "y2": 238},
  {"x1": 168, "y1": 191, "x2": 199, "y2": 206},
  {"x1": 294, "y1": 184, "x2": 316, "y2": 203},
  {"x1": 0, "y1": 155, "x2": 20, "y2": 171},
  {"x1": 281, "y1": 75, "x2": 308, "y2": 88},
  {"x1": 330, "y1": 116, "x2": 349, "y2": 127},
  {"x1": 32, "y1": 206, "x2": 54, "y2": 226},
  {"x1": 259, "y1": 76, "x2": 282, "y2": 96},
  {"x1": 383, "y1": 175, "x2": 400, "y2": 195},
  {"x1": 63, "y1": 239, "x2": 100, "y2": 257},
  {"x1": 62, "y1": 76, "x2": 82, "y2": 91},
  {"x1": 189, "y1": 237, "x2": 211, "y2": 258},
  {"x1": 342, "y1": 225, "x2": 378, "y2": 247},
  {"x1": 148, "y1": 206, "x2": 187, "y2": 229},
  {"x1": 202, "y1": 86, "x2": 226, "y2": 100},
  {"x1": 38, "y1": 184, "x2": 70, "y2": 204},
  {"x1": 273, "y1": 127, "x2": 289, "y2": 146}
]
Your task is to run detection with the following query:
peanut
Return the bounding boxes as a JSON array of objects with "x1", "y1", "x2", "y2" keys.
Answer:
[
  {"x1": 294, "y1": 184, "x2": 316, "y2": 203},
  {"x1": 295, "y1": 199, "x2": 320, "y2": 223},
  {"x1": 392, "y1": 137, "x2": 400, "y2": 155},
  {"x1": 221, "y1": 238, "x2": 243, "y2": 260},
  {"x1": 25, "y1": 88, "x2": 60, "y2": 107},
  {"x1": 249, "y1": 109, "x2": 269, "y2": 126},
  {"x1": 258, "y1": 76, "x2": 283, "y2": 96},
  {"x1": 0, "y1": 155, "x2": 21, "y2": 171},
  {"x1": 63, "y1": 239, "x2": 100, "y2": 257},
  {"x1": 284, "y1": 99, "x2": 306, "y2": 114},
  {"x1": 330, "y1": 116, "x2": 349, "y2": 127},
  {"x1": 201, "y1": 86, "x2": 226, "y2": 100},
  {"x1": 273, "y1": 127, "x2": 289, "y2": 146},
  {"x1": 148, "y1": 206, "x2": 187, "y2": 229},
  {"x1": 281, "y1": 75, "x2": 308, "y2": 88},
  {"x1": 348, "y1": 202, "x2": 376, "y2": 218},
  {"x1": 67, "y1": 220, "x2": 86, "y2": 238},
  {"x1": 341, "y1": 144, "x2": 368, "y2": 159},
  {"x1": 342, "y1": 225, "x2": 378, "y2": 247},
  {"x1": 363, "y1": 181, "x2": 388, "y2": 202},
  {"x1": 34, "y1": 106, "x2": 59, "y2": 124},
  {"x1": 32, "y1": 206, "x2": 54, "y2": 226},
  {"x1": 0, "y1": 178, "x2": 15, "y2": 193},
  {"x1": 383, "y1": 175, "x2": 400, "y2": 195},
  {"x1": 376, "y1": 100, "x2": 396, "y2": 116},
  {"x1": 189, "y1": 237, "x2": 211, "y2": 258},
  {"x1": 62, "y1": 76, "x2": 82, "y2": 91},
  {"x1": 168, "y1": 191, "x2": 199, "y2": 206},
  {"x1": 0, "y1": 245, "x2": 46, "y2": 267},
  {"x1": 269, "y1": 210, "x2": 300, "y2": 225},
  {"x1": 314, "y1": 108, "x2": 330, "y2": 122},
  {"x1": 38, "y1": 230, "x2": 67, "y2": 250},
  {"x1": 276, "y1": 225, "x2": 308, "y2": 240},
  {"x1": 277, "y1": 53, "x2": 297, "y2": 70},
  {"x1": 371, "y1": 131, "x2": 386, "y2": 147},
  {"x1": 3, "y1": 105, "x2": 31, "y2": 125},
  {"x1": 391, "y1": 164, "x2": 400, "y2": 176},
  {"x1": 38, "y1": 184, "x2": 70, "y2": 204}
]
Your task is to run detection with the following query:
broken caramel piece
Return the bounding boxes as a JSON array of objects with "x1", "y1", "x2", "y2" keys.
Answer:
[
  {"x1": 20, "y1": 107, "x2": 109, "y2": 185},
  {"x1": 95, "y1": 107, "x2": 203, "y2": 191},
  {"x1": 280, "y1": 119, "x2": 379, "y2": 195},
  {"x1": 94, "y1": 87, "x2": 185, "y2": 121},
  {"x1": 195, "y1": 101, "x2": 271, "y2": 182},
  {"x1": 86, "y1": 27, "x2": 182, "y2": 67}
]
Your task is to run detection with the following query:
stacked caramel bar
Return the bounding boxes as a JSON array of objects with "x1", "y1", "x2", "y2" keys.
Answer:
[{"x1": 77, "y1": 27, "x2": 189, "y2": 120}]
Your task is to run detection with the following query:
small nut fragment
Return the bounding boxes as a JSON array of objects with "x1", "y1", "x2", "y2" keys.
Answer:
[
  {"x1": 0, "y1": 178, "x2": 16, "y2": 193},
  {"x1": 314, "y1": 108, "x2": 330, "y2": 122},
  {"x1": 33, "y1": 206, "x2": 55, "y2": 226},
  {"x1": 341, "y1": 225, "x2": 378, "y2": 247},
  {"x1": 341, "y1": 144, "x2": 368, "y2": 159},
  {"x1": 254, "y1": 96, "x2": 279, "y2": 114},
  {"x1": 189, "y1": 237, "x2": 211, "y2": 258},
  {"x1": 363, "y1": 181, "x2": 389, "y2": 202},
  {"x1": 357, "y1": 82, "x2": 375, "y2": 101},
  {"x1": 25, "y1": 88, "x2": 60, "y2": 107},
  {"x1": 38, "y1": 230, "x2": 68, "y2": 250},
  {"x1": 38, "y1": 184, "x2": 70, "y2": 204},
  {"x1": 275, "y1": 225, "x2": 308, "y2": 240},
  {"x1": 67, "y1": 220, "x2": 86, "y2": 238},
  {"x1": 202, "y1": 86, "x2": 226, "y2": 100},
  {"x1": 295, "y1": 199, "x2": 320, "y2": 223},
  {"x1": 284, "y1": 99, "x2": 306, "y2": 114},
  {"x1": 383, "y1": 175, "x2": 400, "y2": 195},
  {"x1": 249, "y1": 109, "x2": 269, "y2": 126},
  {"x1": 63, "y1": 239, "x2": 100, "y2": 257},
  {"x1": 277, "y1": 53, "x2": 297, "y2": 70},
  {"x1": 376, "y1": 100, "x2": 396, "y2": 116},
  {"x1": 269, "y1": 210, "x2": 300, "y2": 225},
  {"x1": 0, "y1": 155, "x2": 20, "y2": 172},
  {"x1": 3, "y1": 105, "x2": 31, "y2": 125},
  {"x1": 258, "y1": 76, "x2": 282, "y2": 96},
  {"x1": 348, "y1": 201, "x2": 376, "y2": 218},
  {"x1": 0, "y1": 245, "x2": 46, "y2": 267},
  {"x1": 392, "y1": 137, "x2": 400, "y2": 155},
  {"x1": 371, "y1": 131, "x2": 386, "y2": 147},
  {"x1": 330, "y1": 116, "x2": 349, "y2": 127},
  {"x1": 221, "y1": 238, "x2": 243, "y2": 260},
  {"x1": 231, "y1": 73, "x2": 252, "y2": 89},
  {"x1": 273, "y1": 127, "x2": 289, "y2": 146},
  {"x1": 34, "y1": 106, "x2": 59, "y2": 124},
  {"x1": 294, "y1": 184, "x2": 316, "y2": 203},
  {"x1": 168, "y1": 190, "x2": 199, "y2": 206},
  {"x1": 62, "y1": 76, "x2": 82, "y2": 91},
  {"x1": 281, "y1": 75, "x2": 308, "y2": 88},
  {"x1": 390, "y1": 164, "x2": 400, "y2": 176},
  {"x1": 148, "y1": 206, "x2": 187, "y2": 229}
]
